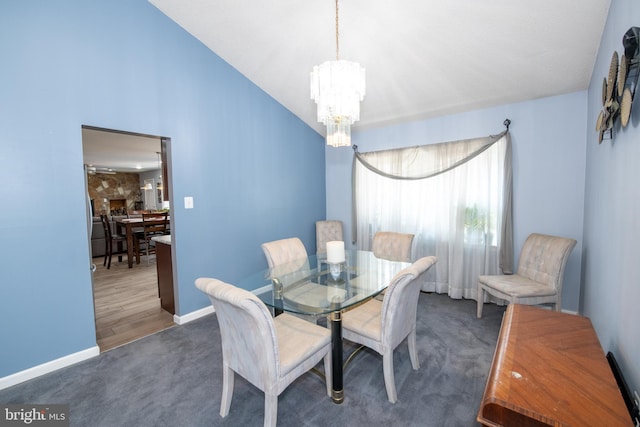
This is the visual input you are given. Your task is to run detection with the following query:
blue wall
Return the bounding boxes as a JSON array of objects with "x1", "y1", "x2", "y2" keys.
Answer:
[
  {"x1": 584, "y1": 0, "x2": 640, "y2": 395},
  {"x1": 0, "y1": 0, "x2": 325, "y2": 378},
  {"x1": 326, "y1": 0, "x2": 640, "y2": 395},
  {"x1": 4, "y1": 0, "x2": 637, "y2": 399},
  {"x1": 328, "y1": 92, "x2": 587, "y2": 312}
]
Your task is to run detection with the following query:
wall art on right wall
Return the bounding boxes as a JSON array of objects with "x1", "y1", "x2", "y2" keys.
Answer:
[{"x1": 596, "y1": 26, "x2": 639, "y2": 143}]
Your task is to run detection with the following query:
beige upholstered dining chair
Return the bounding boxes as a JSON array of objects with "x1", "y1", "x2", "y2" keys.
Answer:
[
  {"x1": 371, "y1": 231, "x2": 416, "y2": 300},
  {"x1": 476, "y1": 233, "x2": 577, "y2": 318},
  {"x1": 261, "y1": 237, "x2": 308, "y2": 269},
  {"x1": 195, "y1": 278, "x2": 332, "y2": 427},
  {"x1": 341, "y1": 256, "x2": 438, "y2": 403},
  {"x1": 372, "y1": 231, "x2": 415, "y2": 262},
  {"x1": 315, "y1": 220, "x2": 344, "y2": 254},
  {"x1": 261, "y1": 237, "x2": 321, "y2": 322}
]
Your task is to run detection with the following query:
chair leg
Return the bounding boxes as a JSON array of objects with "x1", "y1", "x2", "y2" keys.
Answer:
[
  {"x1": 408, "y1": 328, "x2": 420, "y2": 370},
  {"x1": 477, "y1": 284, "x2": 484, "y2": 318},
  {"x1": 264, "y1": 393, "x2": 278, "y2": 427},
  {"x1": 383, "y1": 349, "x2": 398, "y2": 403},
  {"x1": 323, "y1": 351, "x2": 332, "y2": 397},
  {"x1": 220, "y1": 365, "x2": 234, "y2": 418},
  {"x1": 106, "y1": 241, "x2": 112, "y2": 269}
]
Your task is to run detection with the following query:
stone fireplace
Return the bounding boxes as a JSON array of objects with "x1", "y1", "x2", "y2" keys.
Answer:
[{"x1": 87, "y1": 172, "x2": 142, "y2": 216}]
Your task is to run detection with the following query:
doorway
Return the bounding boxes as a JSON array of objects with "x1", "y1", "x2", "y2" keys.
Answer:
[{"x1": 82, "y1": 125, "x2": 175, "y2": 351}]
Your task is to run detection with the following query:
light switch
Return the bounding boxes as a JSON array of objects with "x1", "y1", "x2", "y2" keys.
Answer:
[{"x1": 184, "y1": 196, "x2": 194, "y2": 209}]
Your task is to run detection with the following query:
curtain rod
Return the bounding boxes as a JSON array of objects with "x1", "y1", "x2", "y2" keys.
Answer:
[{"x1": 353, "y1": 119, "x2": 512, "y2": 153}]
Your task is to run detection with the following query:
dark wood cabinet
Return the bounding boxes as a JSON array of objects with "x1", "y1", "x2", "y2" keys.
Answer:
[{"x1": 155, "y1": 238, "x2": 175, "y2": 315}]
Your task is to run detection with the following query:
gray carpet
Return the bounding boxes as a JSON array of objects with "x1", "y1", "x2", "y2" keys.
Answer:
[{"x1": 0, "y1": 293, "x2": 505, "y2": 426}]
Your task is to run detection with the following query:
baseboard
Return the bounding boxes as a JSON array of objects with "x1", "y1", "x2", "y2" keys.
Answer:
[
  {"x1": 1, "y1": 304, "x2": 219, "y2": 389},
  {"x1": 2, "y1": 288, "x2": 280, "y2": 389},
  {"x1": 253, "y1": 284, "x2": 271, "y2": 295},
  {"x1": 173, "y1": 305, "x2": 215, "y2": 325},
  {"x1": 0, "y1": 346, "x2": 99, "y2": 391},
  {"x1": 537, "y1": 305, "x2": 579, "y2": 315},
  {"x1": 174, "y1": 287, "x2": 269, "y2": 325}
]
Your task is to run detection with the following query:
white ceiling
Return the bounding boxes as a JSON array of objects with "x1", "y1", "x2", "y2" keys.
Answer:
[
  {"x1": 82, "y1": 127, "x2": 162, "y2": 173},
  {"x1": 85, "y1": 1, "x2": 611, "y2": 170},
  {"x1": 149, "y1": 0, "x2": 611, "y2": 135}
]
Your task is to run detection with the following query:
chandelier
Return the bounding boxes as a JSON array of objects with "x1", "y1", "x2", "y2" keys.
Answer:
[{"x1": 310, "y1": 0, "x2": 365, "y2": 147}]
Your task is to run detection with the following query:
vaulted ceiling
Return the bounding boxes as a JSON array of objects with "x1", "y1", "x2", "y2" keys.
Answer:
[
  {"x1": 85, "y1": 1, "x2": 612, "y2": 170},
  {"x1": 149, "y1": 0, "x2": 611, "y2": 135}
]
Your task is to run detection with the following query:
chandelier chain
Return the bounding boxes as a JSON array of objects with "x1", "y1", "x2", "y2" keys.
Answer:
[{"x1": 335, "y1": 0, "x2": 340, "y2": 60}]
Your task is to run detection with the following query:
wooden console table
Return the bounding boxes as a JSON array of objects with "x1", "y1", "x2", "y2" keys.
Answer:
[{"x1": 477, "y1": 304, "x2": 632, "y2": 427}]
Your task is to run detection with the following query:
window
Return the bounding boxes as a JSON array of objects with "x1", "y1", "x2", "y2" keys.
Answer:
[{"x1": 353, "y1": 131, "x2": 512, "y2": 299}]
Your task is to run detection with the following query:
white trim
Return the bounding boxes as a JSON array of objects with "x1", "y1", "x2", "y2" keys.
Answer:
[
  {"x1": 174, "y1": 287, "x2": 270, "y2": 325},
  {"x1": 1, "y1": 288, "x2": 271, "y2": 389},
  {"x1": 253, "y1": 284, "x2": 271, "y2": 295},
  {"x1": 0, "y1": 346, "x2": 99, "y2": 390},
  {"x1": 173, "y1": 305, "x2": 215, "y2": 325},
  {"x1": 531, "y1": 304, "x2": 579, "y2": 316}
]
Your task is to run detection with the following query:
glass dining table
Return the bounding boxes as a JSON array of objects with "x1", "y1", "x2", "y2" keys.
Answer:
[{"x1": 237, "y1": 250, "x2": 410, "y2": 403}]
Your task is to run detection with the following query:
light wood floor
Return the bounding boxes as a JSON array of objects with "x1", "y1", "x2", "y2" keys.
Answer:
[{"x1": 92, "y1": 253, "x2": 175, "y2": 352}]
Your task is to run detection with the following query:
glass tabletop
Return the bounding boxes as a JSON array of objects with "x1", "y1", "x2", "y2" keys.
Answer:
[{"x1": 238, "y1": 250, "x2": 410, "y2": 316}]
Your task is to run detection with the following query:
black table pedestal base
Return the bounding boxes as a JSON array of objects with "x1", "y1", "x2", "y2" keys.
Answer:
[{"x1": 330, "y1": 310, "x2": 344, "y2": 404}]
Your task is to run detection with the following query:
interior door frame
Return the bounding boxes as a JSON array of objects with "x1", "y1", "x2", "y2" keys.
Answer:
[{"x1": 82, "y1": 124, "x2": 175, "y2": 348}]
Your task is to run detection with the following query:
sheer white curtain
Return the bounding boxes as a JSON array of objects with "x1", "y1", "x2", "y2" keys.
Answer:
[{"x1": 352, "y1": 130, "x2": 512, "y2": 300}]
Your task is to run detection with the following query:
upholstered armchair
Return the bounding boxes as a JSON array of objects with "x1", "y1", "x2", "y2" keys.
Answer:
[
  {"x1": 371, "y1": 231, "x2": 415, "y2": 262},
  {"x1": 315, "y1": 220, "x2": 344, "y2": 254},
  {"x1": 341, "y1": 256, "x2": 437, "y2": 403},
  {"x1": 476, "y1": 233, "x2": 577, "y2": 318},
  {"x1": 195, "y1": 278, "x2": 332, "y2": 427}
]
